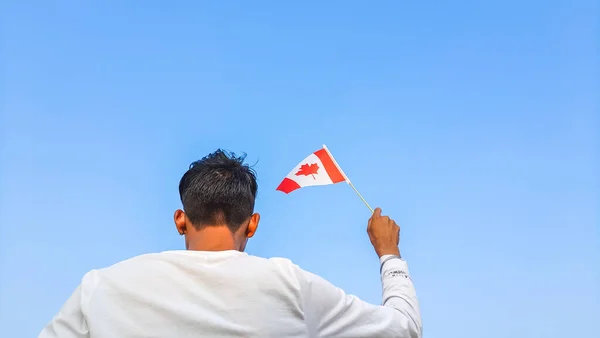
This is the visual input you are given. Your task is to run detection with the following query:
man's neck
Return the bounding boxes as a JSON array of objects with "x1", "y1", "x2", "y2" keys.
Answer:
[{"x1": 186, "y1": 225, "x2": 240, "y2": 252}]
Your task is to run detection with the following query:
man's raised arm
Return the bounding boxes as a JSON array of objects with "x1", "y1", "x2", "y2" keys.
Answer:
[{"x1": 299, "y1": 208, "x2": 422, "y2": 338}]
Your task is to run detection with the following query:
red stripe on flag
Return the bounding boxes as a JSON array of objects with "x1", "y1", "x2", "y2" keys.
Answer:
[
  {"x1": 314, "y1": 149, "x2": 345, "y2": 183},
  {"x1": 276, "y1": 178, "x2": 302, "y2": 194}
]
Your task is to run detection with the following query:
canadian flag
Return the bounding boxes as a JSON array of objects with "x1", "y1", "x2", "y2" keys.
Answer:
[{"x1": 276, "y1": 145, "x2": 348, "y2": 194}]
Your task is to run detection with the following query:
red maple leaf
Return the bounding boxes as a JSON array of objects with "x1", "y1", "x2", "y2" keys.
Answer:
[{"x1": 295, "y1": 163, "x2": 320, "y2": 179}]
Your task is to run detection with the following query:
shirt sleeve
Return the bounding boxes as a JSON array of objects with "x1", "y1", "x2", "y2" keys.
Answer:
[
  {"x1": 298, "y1": 256, "x2": 422, "y2": 338},
  {"x1": 38, "y1": 284, "x2": 90, "y2": 338}
]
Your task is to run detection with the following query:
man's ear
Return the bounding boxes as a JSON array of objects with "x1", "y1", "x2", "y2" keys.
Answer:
[
  {"x1": 246, "y1": 213, "x2": 260, "y2": 238},
  {"x1": 174, "y1": 209, "x2": 187, "y2": 236}
]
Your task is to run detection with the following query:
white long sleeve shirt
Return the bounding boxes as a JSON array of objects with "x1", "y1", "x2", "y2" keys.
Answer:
[{"x1": 39, "y1": 250, "x2": 422, "y2": 338}]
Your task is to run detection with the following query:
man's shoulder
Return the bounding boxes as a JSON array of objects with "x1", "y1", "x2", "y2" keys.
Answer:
[
  {"x1": 260, "y1": 256, "x2": 296, "y2": 273},
  {"x1": 264, "y1": 256, "x2": 313, "y2": 286},
  {"x1": 80, "y1": 253, "x2": 161, "y2": 279},
  {"x1": 98, "y1": 252, "x2": 164, "y2": 271}
]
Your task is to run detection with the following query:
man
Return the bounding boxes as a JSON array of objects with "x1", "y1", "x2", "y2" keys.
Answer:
[{"x1": 40, "y1": 149, "x2": 422, "y2": 338}]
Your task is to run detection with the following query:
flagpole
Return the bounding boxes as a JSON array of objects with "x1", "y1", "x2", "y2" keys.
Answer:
[
  {"x1": 347, "y1": 181, "x2": 374, "y2": 213},
  {"x1": 322, "y1": 144, "x2": 374, "y2": 213}
]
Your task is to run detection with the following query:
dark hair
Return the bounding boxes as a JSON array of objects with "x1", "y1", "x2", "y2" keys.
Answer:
[{"x1": 178, "y1": 149, "x2": 258, "y2": 231}]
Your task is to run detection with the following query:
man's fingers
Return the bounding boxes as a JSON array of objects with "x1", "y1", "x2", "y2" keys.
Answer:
[{"x1": 373, "y1": 207, "x2": 382, "y2": 217}]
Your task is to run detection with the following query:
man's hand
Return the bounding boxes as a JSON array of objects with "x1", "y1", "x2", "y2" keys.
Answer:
[{"x1": 367, "y1": 208, "x2": 401, "y2": 258}]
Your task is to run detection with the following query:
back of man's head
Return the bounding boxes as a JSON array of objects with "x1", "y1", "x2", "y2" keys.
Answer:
[{"x1": 178, "y1": 149, "x2": 258, "y2": 232}]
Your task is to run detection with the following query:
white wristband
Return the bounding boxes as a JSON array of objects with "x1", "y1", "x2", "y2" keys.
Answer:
[{"x1": 379, "y1": 255, "x2": 403, "y2": 274}]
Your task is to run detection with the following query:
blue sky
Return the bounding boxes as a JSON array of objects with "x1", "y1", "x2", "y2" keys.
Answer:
[{"x1": 1, "y1": 1, "x2": 598, "y2": 337}]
